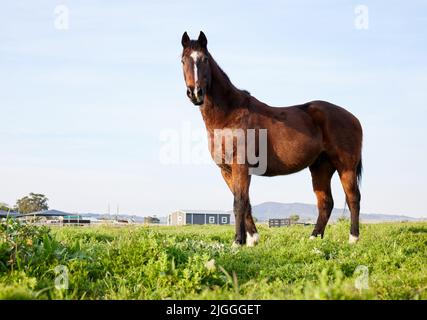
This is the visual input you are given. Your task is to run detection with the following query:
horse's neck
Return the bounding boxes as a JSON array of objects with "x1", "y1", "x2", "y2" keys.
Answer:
[{"x1": 200, "y1": 57, "x2": 247, "y2": 130}]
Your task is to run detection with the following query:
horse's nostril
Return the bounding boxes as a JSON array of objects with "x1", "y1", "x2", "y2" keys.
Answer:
[
  {"x1": 187, "y1": 88, "x2": 192, "y2": 97},
  {"x1": 197, "y1": 88, "x2": 203, "y2": 97}
]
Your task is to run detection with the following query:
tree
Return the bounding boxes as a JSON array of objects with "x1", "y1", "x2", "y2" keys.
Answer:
[
  {"x1": 289, "y1": 214, "x2": 300, "y2": 223},
  {"x1": 144, "y1": 216, "x2": 160, "y2": 224},
  {"x1": 0, "y1": 202, "x2": 12, "y2": 212},
  {"x1": 15, "y1": 193, "x2": 49, "y2": 214}
]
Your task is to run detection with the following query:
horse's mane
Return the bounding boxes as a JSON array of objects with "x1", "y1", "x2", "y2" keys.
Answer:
[
  {"x1": 183, "y1": 41, "x2": 250, "y2": 96},
  {"x1": 212, "y1": 60, "x2": 251, "y2": 96}
]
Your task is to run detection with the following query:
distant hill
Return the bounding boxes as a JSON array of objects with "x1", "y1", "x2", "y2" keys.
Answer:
[
  {"x1": 79, "y1": 213, "x2": 146, "y2": 223},
  {"x1": 77, "y1": 202, "x2": 422, "y2": 225},
  {"x1": 248, "y1": 202, "x2": 422, "y2": 222}
]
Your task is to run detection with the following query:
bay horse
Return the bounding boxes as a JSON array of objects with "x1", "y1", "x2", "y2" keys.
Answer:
[{"x1": 180, "y1": 31, "x2": 363, "y2": 246}]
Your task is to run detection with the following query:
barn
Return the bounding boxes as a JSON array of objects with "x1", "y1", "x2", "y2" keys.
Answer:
[
  {"x1": 20, "y1": 209, "x2": 90, "y2": 225},
  {"x1": 168, "y1": 210, "x2": 231, "y2": 226}
]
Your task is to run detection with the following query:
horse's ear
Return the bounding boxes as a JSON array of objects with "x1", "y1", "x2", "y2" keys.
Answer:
[
  {"x1": 198, "y1": 31, "x2": 207, "y2": 48},
  {"x1": 181, "y1": 32, "x2": 190, "y2": 48}
]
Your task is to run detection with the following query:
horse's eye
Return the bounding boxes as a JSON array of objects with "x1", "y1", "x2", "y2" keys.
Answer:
[
  {"x1": 181, "y1": 59, "x2": 185, "y2": 64},
  {"x1": 202, "y1": 57, "x2": 208, "y2": 63}
]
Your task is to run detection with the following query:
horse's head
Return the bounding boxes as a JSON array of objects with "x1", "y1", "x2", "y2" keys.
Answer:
[{"x1": 181, "y1": 31, "x2": 211, "y2": 106}]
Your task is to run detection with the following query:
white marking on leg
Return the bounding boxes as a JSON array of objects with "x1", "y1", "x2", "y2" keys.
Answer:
[
  {"x1": 349, "y1": 234, "x2": 359, "y2": 244},
  {"x1": 309, "y1": 235, "x2": 317, "y2": 240},
  {"x1": 246, "y1": 232, "x2": 259, "y2": 247}
]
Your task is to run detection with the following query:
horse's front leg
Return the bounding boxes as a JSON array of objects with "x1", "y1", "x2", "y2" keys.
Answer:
[
  {"x1": 224, "y1": 165, "x2": 258, "y2": 247},
  {"x1": 233, "y1": 193, "x2": 248, "y2": 245}
]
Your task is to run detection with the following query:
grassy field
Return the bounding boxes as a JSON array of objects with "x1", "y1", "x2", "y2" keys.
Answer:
[{"x1": 0, "y1": 219, "x2": 426, "y2": 300}]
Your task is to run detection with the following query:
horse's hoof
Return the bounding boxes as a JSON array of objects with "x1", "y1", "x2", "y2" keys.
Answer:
[
  {"x1": 349, "y1": 234, "x2": 359, "y2": 244},
  {"x1": 309, "y1": 235, "x2": 317, "y2": 240},
  {"x1": 246, "y1": 232, "x2": 259, "y2": 247},
  {"x1": 231, "y1": 241, "x2": 241, "y2": 249}
]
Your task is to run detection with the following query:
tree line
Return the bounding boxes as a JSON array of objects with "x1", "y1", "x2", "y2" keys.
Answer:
[{"x1": 0, "y1": 193, "x2": 49, "y2": 214}]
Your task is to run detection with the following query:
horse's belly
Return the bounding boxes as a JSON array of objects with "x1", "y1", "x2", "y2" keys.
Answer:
[{"x1": 261, "y1": 135, "x2": 323, "y2": 176}]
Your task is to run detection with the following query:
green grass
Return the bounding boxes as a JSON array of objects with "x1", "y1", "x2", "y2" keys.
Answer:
[{"x1": 0, "y1": 219, "x2": 426, "y2": 299}]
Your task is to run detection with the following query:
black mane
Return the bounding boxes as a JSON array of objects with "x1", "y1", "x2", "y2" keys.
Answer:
[
  {"x1": 182, "y1": 41, "x2": 250, "y2": 96},
  {"x1": 208, "y1": 53, "x2": 250, "y2": 96}
]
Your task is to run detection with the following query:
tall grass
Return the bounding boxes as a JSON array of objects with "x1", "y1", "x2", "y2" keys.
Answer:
[{"x1": 0, "y1": 219, "x2": 426, "y2": 299}]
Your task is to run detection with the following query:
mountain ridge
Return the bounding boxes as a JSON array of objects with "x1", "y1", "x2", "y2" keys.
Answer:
[
  {"x1": 247, "y1": 201, "x2": 422, "y2": 222},
  {"x1": 78, "y1": 202, "x2": 424, "y2": 223}
]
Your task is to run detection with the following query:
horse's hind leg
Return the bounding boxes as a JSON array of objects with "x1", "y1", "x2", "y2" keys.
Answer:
[
  {"x1": 309, "y1": 155, "x2": 336, "y2": 239},
  {"x1": 338, "y1": 169, "x2": 361, "y2": 243},
  {"x1": 244, "y1": 207, "x2": 258, "y2": 247}
]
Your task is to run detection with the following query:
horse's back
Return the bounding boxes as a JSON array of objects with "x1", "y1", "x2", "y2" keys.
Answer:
[
  {"x1": 247, "y1": 98, "x2": 362, "y2": 175},
  {"x1": 306, "y1": 100, "x2": 362, "y2": 129},
  {"x1": 268, "y1": 99, "x2": 363, "y2": 170}
]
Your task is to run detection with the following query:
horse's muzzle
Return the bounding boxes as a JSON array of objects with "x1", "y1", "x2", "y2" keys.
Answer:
[
  {"x1": 192, "y1": 98, "x2": 204, "y2": 106},
  {"x1": 187, "y1": 87, "x2": 204, "y2": 106}
]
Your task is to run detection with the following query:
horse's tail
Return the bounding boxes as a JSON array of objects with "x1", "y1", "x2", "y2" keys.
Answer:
[{"x1": 356, "y1": 157, "x2": 363, "y2": 187}]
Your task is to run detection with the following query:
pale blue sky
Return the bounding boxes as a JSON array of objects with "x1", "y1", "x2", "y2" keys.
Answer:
[{"x1": 1, "y1": 1, "x2": 426, "y2": 217}]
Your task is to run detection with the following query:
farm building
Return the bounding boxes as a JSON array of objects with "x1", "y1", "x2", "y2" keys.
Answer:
[
  {"x1": 20, "y1": 209, "x2": 91, "y2": 225},
  {"x1": 268, "y1": 218, "x2": 315, "y2": 227},
  {"x1": 268, "y1": 218, "x2": 291, "y2": 227},
  {"x1": 0, "y1": 210, "x2": 21, "y2": 219},
  {"x1": 168, "y1": 210, "x2": 231, "y2": 226}
]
